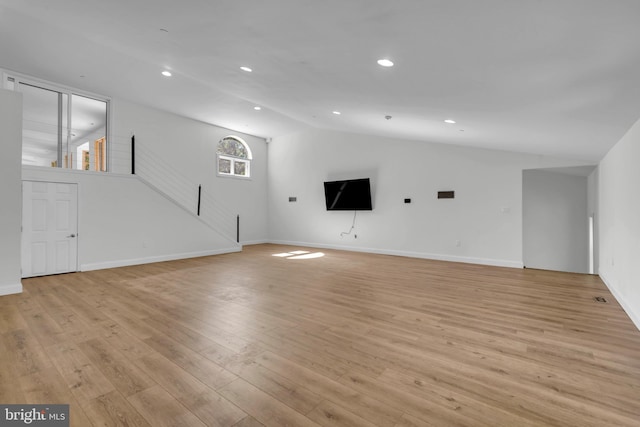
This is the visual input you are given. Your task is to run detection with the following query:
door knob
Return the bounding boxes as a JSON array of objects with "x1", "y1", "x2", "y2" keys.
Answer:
[{"x1": 67, "y1": 234, "x2": 76, "y2": 238}]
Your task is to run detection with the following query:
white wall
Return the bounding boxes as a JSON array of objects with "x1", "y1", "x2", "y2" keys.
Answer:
[
  {"x1": 110, "y1": 99, "x2": 269, "y2": 244},
  {"x1": 22, "y1": 167, "x2": 240, "y2": 271},
  {"x1": 268, "y1": 128, "x2": 588, "y2": 267},
  {"x1": 0, "y1": 89, "x2": 23, "y2": 295},
  {"x1": 523, "y1": 170, "x2": 588, "y2": 273},
  {"x1": 598, "y1": 117, "x2": 640, "y2": 329}
]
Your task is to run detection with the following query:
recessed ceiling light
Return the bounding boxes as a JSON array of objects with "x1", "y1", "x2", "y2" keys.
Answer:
[
  {"x1": 161, "y1": 70, "x2": 172, "y2": 77},
  {"x1": 332, "y1": 111, "x2": 341, "y2": 115},
  {"x1": 254, "y1": 106, "x2": 261, "y2": 110},
  {"x1": 377, "y1": 59, "x2": 394, "y2": 67},
  {"x1": 240, "y1": 66, "x2": 253, "y2": 72},
  {"x1": 444, "y1": 119, "x2": 456, "y2": 124}
]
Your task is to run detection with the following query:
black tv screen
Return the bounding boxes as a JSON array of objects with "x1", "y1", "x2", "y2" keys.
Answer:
[{"x1": 324, "y1": 178, "x2": 372, "y2": 211}]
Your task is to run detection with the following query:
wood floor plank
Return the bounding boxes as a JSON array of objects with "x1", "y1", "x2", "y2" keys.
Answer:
[
  {"x1": 3, "y1": 244, "x2": 640, "y2": 426},
  {"x1": 0, "y1": 303, "x2": 28, "y2": 333},
  {"x1": 2, "y1": 328, "x2": 54, "y2": 377},
  {"x1": 93, "y1": 319, "x2": 156, "y2": 360},
  {"x1": 167, "y1": 313, "x2": 255, "y2": 353},
  {"x1": 127, "y1": 385, "x2": 207, "y2": 427},
  {"x1": 134, "y1": 353, "x2": 246, "y2": 426},
  {"x1": 142, "y1": 333, "x2": 238, "y2": 390},
  {"x1": 339, "y1": 370, "x2": 533, "y2": 427},
  {"x1": 306, "y1": 400, "x2": 379, "y2": 427},
  {"x1": 0, "y1": 333, "x2": 27, "y2": 404},
  {"x1": 77, "y1": 337, "x2": 155, "y2": 397},
  {"x1": 254, "y1": 351, "x2": 404, "y2": 427},
  {"x1": 20, "y1": 305, "x2": 66, "y2": 347},
  {"x1": 46, "y1": 341, "x2": 115, "y2": 404},
  {"x1": 218, "y1": 378, "x2": 321, "y2": 427},
  {"x1": 19, "y1": 369, "x2": 78, "y2": 404},
  {"x1": 200, "y1": 339, "x2": 264, "y2": 369},
  {"x1": 249, "y1": 330, "x2": 349, "y2": 380},
  {"x1": 231, "y1": 416, "x2": 265, "y2": 427},
  {"x1": 226, "y1": 358, "x2": 323, "y2": 414},
  {"x1": 142, "y1": 314, "x2": 220, "y2": 352},
  {"x1": 18, "y1": 371, "x2": 94, "y2": 427},
  {"x1": 81, "y1": 390, "x2": 152, "y2": 427},
  {"x1": 264, "y1": 326, "x2": 387, "y2": 378},
  {"x1": 392, "y1": 413, "x2": 441, "y2": 427},
  {"x1": 55, "y1": 284, "x2": 113, "y2": 324}
]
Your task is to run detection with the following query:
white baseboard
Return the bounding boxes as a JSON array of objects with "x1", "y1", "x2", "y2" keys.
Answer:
[
  {"x1": 241, "y1": 239, "x2": 270, "y2": 246},
  {"x1": 268, "y1": 240, "x2": 523, "y2": 269},
  {"x1": 0, "y1": 282, "x2": 23, "y2": 296},
  {"x1": 80, "y1": 247, "x2": 242, "y2": 272},
  {"x1": 599, "y1": 271, "x2": 640, "y2": 331}
]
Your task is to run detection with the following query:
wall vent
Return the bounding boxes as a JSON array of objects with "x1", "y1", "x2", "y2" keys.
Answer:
[{"x1": 438, "y1": 191, "x2": 455, "y2": 199}]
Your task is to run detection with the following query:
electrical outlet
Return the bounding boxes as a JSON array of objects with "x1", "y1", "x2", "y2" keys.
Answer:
[{"x1": 455, "y1": 240, "x2": 461, "y2": 247}]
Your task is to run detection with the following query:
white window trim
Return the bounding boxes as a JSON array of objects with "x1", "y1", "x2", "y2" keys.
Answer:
[{"x1": 2, "y1": 69, "x2": 111, "y2": 106}]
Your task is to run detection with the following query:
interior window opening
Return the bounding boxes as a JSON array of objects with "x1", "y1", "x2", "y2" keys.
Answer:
[{"x1": 7, "y1": 74, "x2": 109, "y2": 171}]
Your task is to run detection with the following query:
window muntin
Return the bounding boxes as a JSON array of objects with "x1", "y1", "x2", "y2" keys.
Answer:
[{"x1": 216, "y1": 136, "x2": 251, "y2": 178}]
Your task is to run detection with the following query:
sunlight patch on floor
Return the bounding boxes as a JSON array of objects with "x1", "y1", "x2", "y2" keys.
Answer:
[{"x1": 272, "y1": 250, "x2": 325, "y2": 260}]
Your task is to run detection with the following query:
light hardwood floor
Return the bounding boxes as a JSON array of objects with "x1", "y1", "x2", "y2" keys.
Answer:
[{"x1": 2, "y1": 244, "x2": 640, "y2": 426}]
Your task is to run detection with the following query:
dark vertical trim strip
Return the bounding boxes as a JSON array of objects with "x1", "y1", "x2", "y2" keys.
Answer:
[
  {"x1": 197, "y1": 185, "x2": 202, "y2": 216},
  {"x1": 131, "y1": 135, "x2": 135, "y2": 175}
]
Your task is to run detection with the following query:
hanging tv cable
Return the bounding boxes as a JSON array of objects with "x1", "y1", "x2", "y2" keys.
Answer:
[{"x1": 340, "y1": 210, "x2": 358, "y2": 238}]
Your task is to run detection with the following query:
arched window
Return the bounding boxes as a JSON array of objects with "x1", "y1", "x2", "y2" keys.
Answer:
[{"x1": 217, "y1": 136, "x2": 252, "y2": 178}]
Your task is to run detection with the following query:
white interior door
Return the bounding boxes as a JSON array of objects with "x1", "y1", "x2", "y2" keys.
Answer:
[{"x1": 22, "y1": 181, "x2": 78, "y2": 278}]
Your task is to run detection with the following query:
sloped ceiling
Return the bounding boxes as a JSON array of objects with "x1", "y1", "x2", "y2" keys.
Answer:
[{"x1": 2, "y1": 0, "x2": 640, "y2": 162}]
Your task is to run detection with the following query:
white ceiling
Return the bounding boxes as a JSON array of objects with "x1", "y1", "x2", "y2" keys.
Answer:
[{"x1": 2, "y1": 0, "x2": 640, "y2": 162}]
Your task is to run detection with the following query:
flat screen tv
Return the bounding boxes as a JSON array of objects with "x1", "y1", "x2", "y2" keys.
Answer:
[{"x1": 324, "y1": 178, "x2": 372, "y2": 211}]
